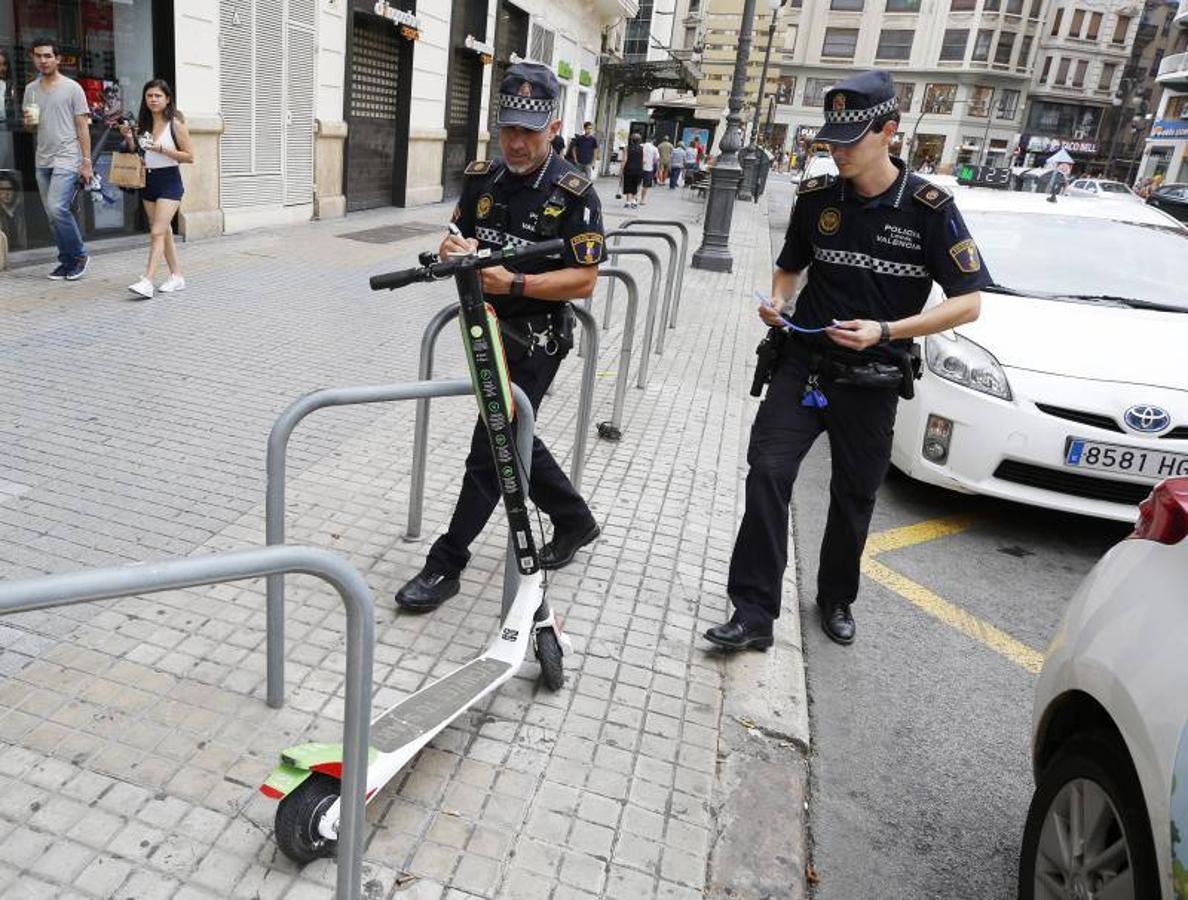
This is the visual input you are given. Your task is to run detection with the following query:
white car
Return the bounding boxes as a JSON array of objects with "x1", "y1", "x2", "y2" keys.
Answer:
[
  {"x1": 791, "y1": 152, "x2": 839, "y2": 185},
  {"x1": 891, "y1": 190, "x2": 1188, "y2": 522},
  {"x1": 1021, "y1": 476, "x2": 1188, "y2": 899},
  {"x1": 1066, "y1": 178, "x2": 1143, "y2": 201}
]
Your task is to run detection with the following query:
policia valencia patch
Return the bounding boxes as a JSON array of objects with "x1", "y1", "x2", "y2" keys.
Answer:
[
  {"x1": 948, "y1": 238, "x2": 981, "y2": 273},
  {"x1": 570, "y1": 232, "x2": 603, "y2": 265}
]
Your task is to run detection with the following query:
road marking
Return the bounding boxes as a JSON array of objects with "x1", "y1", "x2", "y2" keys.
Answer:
[{"x1": 861, "y1": 516, "x2": 1046, "y2": 674}]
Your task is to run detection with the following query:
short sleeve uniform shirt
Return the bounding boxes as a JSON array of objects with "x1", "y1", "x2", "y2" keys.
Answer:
[{"x1": 777, "y1": 157, "x2": 992, "y2": 351}]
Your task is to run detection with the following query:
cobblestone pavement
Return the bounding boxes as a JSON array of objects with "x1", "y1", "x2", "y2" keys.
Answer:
[{"x1": 0, "y1": 177, "x2": 804, "y2": 898}]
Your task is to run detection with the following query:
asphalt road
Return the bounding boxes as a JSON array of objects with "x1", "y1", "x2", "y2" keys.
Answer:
[{"x1": 765, "y1": 174, "x2": 1134, "y2": 899}]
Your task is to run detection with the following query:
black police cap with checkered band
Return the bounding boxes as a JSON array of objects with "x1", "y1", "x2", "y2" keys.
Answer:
[
  {"x1": 816, "y1": 70, "x2": 899, "y2": 146},
  {"x1": 497, "y1": 62, "x2": 561, "y2": 132}
]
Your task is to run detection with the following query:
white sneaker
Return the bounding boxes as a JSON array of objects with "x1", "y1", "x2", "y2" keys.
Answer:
[
  {"x1": 159, "y1": 274, "x2": 186, "y2": 293},
  {"x1": 128, "y1": 277, "x2": 154, "y2": 299}
]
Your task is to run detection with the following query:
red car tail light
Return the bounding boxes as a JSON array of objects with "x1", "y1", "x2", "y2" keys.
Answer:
[{"x1": 1131, "y1": 477, "x2": 1188, "y2": 544}]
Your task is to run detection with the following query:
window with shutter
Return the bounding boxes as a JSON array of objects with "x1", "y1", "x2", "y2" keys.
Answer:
[
  {"x1": 285, "y1": 23, "x2": 316, "y2": 206},
  {"x1": 529, "y1": 24, "x2": 555, "y2": 65}
]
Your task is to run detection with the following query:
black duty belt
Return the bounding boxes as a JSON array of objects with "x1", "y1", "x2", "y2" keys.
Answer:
[
  {"x1": 786, "y1": 333, "x2": 920, "y2": 401},
  {"x1": 499, "y1": 308, "x2": 575, "y2": 359}
]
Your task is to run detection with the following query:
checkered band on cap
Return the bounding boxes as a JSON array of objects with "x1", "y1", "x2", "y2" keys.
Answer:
[
  {"x1": 823, "y1": 96, "x2": 898, "y2": 125},
  {"x1": 499, "y1": 94, "x2": 559, "y2": 114}
]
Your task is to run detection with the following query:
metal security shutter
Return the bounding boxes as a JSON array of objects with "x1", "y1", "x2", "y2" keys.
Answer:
[
  {"x1": 487, "y1": 1, "x2": 530, "y2": 157},
  {"x1": 285, "y1": 22, "x2": 316, "y2": 205},
  {"x1": 219, "y1": 1, "x2": 253, "y2": 178},
  {"x1": 345, "y1": 13, "x2": 403, "y2": 211}
]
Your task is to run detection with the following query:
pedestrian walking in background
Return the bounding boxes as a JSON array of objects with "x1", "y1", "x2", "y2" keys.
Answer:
[
  {"x1": 22, "y1": 37, "x2": 91, "y2": 280},
  {"x1": 703, "y1": 70, "x2": 989, "y2": 651},
  {"x1": 620, "y1": 132, "x2": 643, "y2": 209},
  {"x1": 657, "y1": 134, "x2": 673, "y2": 186},
  {"x1": 640, "y1": 135, "x2": 658, "y2": 206},
  {"x1": 669, "y1": 142, "x2": 686, "y2": 188},
  {"x1": 685, "y1": 139, "x2": 700, "y2": 184},
  {"x1": 572, "y1": 121, "x2": 599, "y2": 180},
  {"x1": 119, "y1": 78, "x2": 193, "y2": 299}
]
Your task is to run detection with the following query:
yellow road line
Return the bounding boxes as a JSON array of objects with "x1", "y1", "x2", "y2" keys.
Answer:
[{"x1": 862, "y1": 517, "x2": 1046, "y2": 674}]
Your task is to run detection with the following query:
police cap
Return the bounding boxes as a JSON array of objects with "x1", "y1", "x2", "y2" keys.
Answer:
[
  {"x1": 497, "y1": 61, "x2": 561, "y2": 132},
  {"x1": 816, "y1": 70, "x2": 899, "y2": 146}
]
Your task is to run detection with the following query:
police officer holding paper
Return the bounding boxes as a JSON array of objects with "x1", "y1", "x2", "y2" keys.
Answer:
[
  {"x1": 704, "y1": 70, "x2": 992, "y2": 649},
  {"x1": 396, "y1": 62, "x2": 604, "y2": 612}
]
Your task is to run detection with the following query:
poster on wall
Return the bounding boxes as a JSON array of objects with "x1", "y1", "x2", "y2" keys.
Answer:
[{"x1": 681, "y1": 127, "x2": 710, "y2": 158}]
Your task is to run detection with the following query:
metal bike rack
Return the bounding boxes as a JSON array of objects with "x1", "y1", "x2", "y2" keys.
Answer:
[
  {"x1": 604, "y1": 229, "x2": 678, "y2": 355},
  {"x1": 266, "y1": 379, "x2": 534, "y2": 710},
  {"x1": 406, "y1": 305, "x2": 598, "y2": 540},
  {"x1": 0, "y1": 545, "x2": 376, "y2": 900},
  {"x1": 603, "y1": 246, "x2": 662, "y2": 388},
  {"x1": 621, "y1": 218, "x2": 690, "y2": 329},
  {"x1": 583, "y1": 267, "x2": 639, "y2": 443}
]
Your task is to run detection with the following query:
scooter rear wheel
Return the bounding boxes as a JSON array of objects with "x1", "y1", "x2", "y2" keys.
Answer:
[
  {"x1": 535, "y1": 628, "x2": 565, "y2": 691},
  {"x1": 275, "y1": 773, "x2": 340, "y2": 864}
]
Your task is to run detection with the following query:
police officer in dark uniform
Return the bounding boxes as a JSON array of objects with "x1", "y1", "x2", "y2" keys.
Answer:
[
  {"x1": 396, "y1": 61, "x2": 603, "y2": 612},
  {"x1": 704, "y1": 70, "x2": 992, "y2": 649}
]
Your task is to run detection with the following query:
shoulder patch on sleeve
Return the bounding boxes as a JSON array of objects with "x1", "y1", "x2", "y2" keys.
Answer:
[
  {"x1": 570, "y1": 232, "x2": 603, "y2": 265},
  {"x1": 913, "y1": 182, "x2": 953, "y2": 210},
  {"x1": 464, "y1": 160, "x2": 493, "y2": 176},
  {"x1": 558, "y1": 171, "x2": 592, "y2": 196},
  {"x1": 796, "y1": 175, "x2": 834, "y2": 196}
]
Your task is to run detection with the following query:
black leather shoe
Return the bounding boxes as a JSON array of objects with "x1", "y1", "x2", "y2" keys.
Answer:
[
  {"x1": 703, "y1": 619, "x2": 774, "y2": 652},
  {"x1": 395, "y1": 566, "x2": 460, "y2": 613},
  {"x1": 539, "y1": 523, "x2": 600, "y2": 570},
  {"x1": 821, "y1": 604, "x2": 855, "y2": 645}
]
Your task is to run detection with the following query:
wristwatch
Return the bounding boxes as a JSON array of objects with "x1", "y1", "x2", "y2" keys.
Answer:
[
  {"x1": 878, "y1": 321, "x2": 892, "y2": 344},
  {"x1": 510, "y1": 273, "x2": 526, "y2": 298}
]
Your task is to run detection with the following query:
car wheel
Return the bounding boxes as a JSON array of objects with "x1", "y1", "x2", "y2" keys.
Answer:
[{"x1": 1018, "y1": 732, "x2": 1159, "y2": 900}]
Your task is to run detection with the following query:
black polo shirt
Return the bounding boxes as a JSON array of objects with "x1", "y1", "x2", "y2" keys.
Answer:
[
  {"x1": 777, "y1": 157, "x2": 992, "y2": 350},
  {"x1": 452, "y1": 150, "x2": 605, "y2": 319}
]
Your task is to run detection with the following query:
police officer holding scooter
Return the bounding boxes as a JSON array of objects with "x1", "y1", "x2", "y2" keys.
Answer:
[
  {"x1": 396, "y1": 61, "x2": 603, "y2": 612},
  {"x1": 704, "y1": 70, "x2": 992, "y2": 649}
]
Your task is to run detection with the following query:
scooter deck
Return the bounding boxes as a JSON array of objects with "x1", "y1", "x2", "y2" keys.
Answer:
[{"x1": 369, "y1": 657, "x2": 512, "y2": 752}]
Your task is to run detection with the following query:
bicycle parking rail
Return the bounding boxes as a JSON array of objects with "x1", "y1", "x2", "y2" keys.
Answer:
[
  {"x1": 620, "y1": 218, "x2": 690, "y2": 329},
  {"x1": 0, "y1": 544, "x2": 376, "y2": 900},
  {"x1": 405, "y1": 305, "x2": 597, "y2": 538},
  {"x1": 604, "y1": 229, "x2": 678, "y2": 355},
  {"x1": 583, "y1": 267, "x2": 639, "y2": 443},
  {"x1": 603, "y1": 246, "x2": 662, "y2": 388},
  {"x1": 266, "y1": 379, "x2": 534, "y2": 710}
]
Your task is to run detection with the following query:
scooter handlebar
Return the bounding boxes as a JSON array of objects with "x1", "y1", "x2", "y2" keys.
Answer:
[{"x1": 369, "y1": 238, "x2": 568, "y2": 291}]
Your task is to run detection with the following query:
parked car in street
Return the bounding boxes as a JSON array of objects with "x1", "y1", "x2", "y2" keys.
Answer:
[
  {"x1": 890, "y1": 190, "x2": 1188, "y2": 522},
  {"x1": 1020, "y1": 476, "x2": 1188, "y2": 899},
  {"x1": 1066, "y1": 178, "x2": 1143, "y2": 201},
  {"x1": 1147, "y1": 183, "x2": 1188, "y2": 223}
]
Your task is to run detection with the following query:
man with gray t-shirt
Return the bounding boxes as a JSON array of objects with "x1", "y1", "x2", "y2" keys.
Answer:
[{"x1": 23, "y1": 37, "x2": 91, "y2": 280}]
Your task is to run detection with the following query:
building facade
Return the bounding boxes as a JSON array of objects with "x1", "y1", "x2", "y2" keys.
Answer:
[
  {"x1": 0, "y1": 0, "x2": 629, "y2": 262},
  {"x1": 770, "y1": 0, "x2": 1046, "y2": 173},
  {"x1": 1139, "y1": 0, "x2": 1188, "y2": 181}
]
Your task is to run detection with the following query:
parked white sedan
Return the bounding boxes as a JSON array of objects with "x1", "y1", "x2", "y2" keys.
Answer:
[
  {"x1": 1066, "y1": 178, "x2": 1143, "y2": 202},
  {"x1": 1021, "y1": 477, "x2": 1188, "y2": 899},
  {"x1": 891, "y1": 189, "x2": 1188, "y2": 522}
]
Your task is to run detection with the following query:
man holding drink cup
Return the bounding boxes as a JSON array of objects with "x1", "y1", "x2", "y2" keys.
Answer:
[{"x1": 23, "y1": 37, "x2": 91, "y2": 280}]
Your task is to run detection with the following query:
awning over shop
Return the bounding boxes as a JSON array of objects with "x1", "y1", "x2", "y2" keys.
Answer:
[{"x1": 599, "y1": 58, "x2": 699, "y2": 94}]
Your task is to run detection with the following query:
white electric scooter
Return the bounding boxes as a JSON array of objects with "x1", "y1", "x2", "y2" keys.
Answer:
[{"x1": 260, "y1": 239, "x2": 574, "y2": 863}]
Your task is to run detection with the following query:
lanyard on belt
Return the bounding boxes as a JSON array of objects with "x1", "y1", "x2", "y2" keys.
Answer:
[{"x1": 753, "y1": 293, "x2": 831, "y2": 408}]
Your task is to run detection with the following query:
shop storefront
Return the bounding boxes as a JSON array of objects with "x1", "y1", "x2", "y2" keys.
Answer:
[{"x1": 0, "y1": 0, "x2": 172, "y2": 254}]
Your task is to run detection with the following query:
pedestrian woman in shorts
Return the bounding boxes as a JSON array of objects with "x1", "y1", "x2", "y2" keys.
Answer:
[
  {"x1": 620, "y1": 132, "x2": 643, "y2": 209},
  {"x1": 119, "y1": 78, "x2": 192, "y2": 299}
]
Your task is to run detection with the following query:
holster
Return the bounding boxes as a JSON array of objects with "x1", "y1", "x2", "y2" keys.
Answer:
[
  {"x1": 751, "y1": 327, "x2": 787, "y2": 397},
  {"x1": 499, "y1": 307, "x2": 576, "y2": 363}
]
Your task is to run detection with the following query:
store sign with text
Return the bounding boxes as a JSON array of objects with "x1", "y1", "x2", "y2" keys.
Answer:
[
  {"x1": 1150, "y1": 119, "x2": 1188, "y2": 141},
  {"x1": 1024, "y1": 135, "x2": 1098, "y2": 155},
  {"x1": 374, "y1": 1, "x2": 420, "y2": 39}
]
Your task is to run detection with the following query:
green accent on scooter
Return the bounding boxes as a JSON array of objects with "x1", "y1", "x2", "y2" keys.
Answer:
[{"x1": 261, "y1": 743, "x2": 379, "y2": 799}]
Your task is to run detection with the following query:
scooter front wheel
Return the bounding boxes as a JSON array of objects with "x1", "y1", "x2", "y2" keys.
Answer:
[
  {"x1": 275, "y1": 773, "x2": 340, "y2": 864},
  {"x1": 535, "y1": 628, "x2": 565, "y2": 691}
]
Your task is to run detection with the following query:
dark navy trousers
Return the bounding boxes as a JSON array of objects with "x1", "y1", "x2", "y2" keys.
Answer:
[{"x1": 727, "y1": 344, "x2": 899, "y2": 627}]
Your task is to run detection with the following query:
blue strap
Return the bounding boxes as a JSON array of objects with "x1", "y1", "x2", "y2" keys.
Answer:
[{"x1": 754, "y1": 292, "x2": 835, "y2": 334}]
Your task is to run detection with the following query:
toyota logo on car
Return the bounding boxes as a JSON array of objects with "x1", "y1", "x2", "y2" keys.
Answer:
[{"x1": 1123, "y1": 405, "x2": 1171, "y2": 434}]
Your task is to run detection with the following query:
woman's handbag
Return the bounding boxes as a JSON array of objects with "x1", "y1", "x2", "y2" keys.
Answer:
[{"x1": 108, "y1": 151, "x2": 146, "y2": 189}]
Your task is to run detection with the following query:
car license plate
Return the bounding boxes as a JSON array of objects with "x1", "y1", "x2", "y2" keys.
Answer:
[{"x1": 1064, "y1": 438, "x2": 1188, "y2": 480}]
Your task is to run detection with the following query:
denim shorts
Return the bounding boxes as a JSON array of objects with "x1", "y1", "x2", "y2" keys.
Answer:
[{"x1": 143, "y1": 166, "x2": 184, "y2": 202}]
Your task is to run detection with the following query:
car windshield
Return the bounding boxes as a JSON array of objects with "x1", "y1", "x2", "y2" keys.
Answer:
[
  {"x1": 965, "y1": 212, "x2": 1188, "y2": 310},
  {"x1": 1099, "y1": 182, "x2": 1129, "y2": 194}
]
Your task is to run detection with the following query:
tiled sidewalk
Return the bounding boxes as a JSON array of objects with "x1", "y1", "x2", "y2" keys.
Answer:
[{"x1": 0, "y1": 180, "x2": 793, "y2": 898}]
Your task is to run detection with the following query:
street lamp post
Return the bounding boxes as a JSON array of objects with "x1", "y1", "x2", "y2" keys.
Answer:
[
  {"x1": 691, "y1": 0, "x2": 760, "y2": 273},
  {"x1": 740, "y1": 0, "x2": 785, "y2": 202}
]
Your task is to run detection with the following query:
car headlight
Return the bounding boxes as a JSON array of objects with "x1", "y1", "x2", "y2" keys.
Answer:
[{"x1": 925, "y1": 332, "x2": 1012, "y2": 400}]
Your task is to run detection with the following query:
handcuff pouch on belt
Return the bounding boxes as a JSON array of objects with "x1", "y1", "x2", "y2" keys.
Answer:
[
  {"x1": 807, "y1": 343, "x2": 922, "y2": 401},
  {"x1": 499, "y1": 308, "x2": 576, "y2": 362}
]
